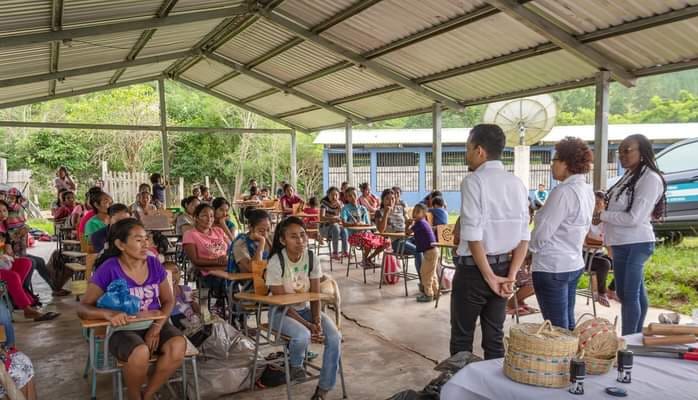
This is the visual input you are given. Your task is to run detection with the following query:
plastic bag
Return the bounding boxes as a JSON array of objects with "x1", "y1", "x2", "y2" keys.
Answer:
[{"x1": 96, "y1": 279, "x2": 141, "y2": 315}]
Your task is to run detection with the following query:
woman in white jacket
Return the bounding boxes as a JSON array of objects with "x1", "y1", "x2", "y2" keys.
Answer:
[{"x1": 530, "y1": 137, "x2": 595, "y2": 331}]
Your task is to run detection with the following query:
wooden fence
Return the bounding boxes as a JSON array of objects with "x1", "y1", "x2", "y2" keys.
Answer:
[{"x1": 101, "y1": 162, "x2": 150, "y2": 205}]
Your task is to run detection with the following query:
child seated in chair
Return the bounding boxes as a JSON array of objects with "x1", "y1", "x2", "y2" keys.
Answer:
[
  {"x1": 302, "y1": 197, "x2": 321, "y2": 229},
  {"x1": 164, "y1": 263, "x2": 204, "y2": 334},
  {"x1": 341, "y1": 187, "x2": 388, "y2": 267},
  {"x1": 266, "y1": 217, "x2": 342, "y2": 400},
  {"x1": 428, "y1": 196, "x2": 449, "y2": 226}
]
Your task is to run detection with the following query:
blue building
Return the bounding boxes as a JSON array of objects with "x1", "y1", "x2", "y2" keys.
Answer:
[{"x1": 315, "y1": 123, "x2": 696, "y2": 211}]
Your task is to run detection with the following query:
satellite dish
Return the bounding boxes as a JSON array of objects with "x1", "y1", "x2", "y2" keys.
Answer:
[{"x1": 482, "y1": 94, "x2": 557, "y2": 147}]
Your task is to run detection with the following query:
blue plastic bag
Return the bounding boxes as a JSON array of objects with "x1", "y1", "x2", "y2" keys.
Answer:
[{"x1": 97, "y1": 279, "x2": 141, "y2": 315}]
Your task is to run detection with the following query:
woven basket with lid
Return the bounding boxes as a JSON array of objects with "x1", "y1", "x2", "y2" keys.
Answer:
[{"x1": 504, "y1": 320, "x2": 579, "y2": 388}]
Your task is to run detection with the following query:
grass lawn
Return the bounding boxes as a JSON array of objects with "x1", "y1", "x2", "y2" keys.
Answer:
[{"x1": 27, "y1": 218, "x2": 54, "y2": 234}]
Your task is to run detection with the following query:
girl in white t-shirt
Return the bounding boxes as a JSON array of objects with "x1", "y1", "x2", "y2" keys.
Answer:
[{"x1": 266, "y1": 217, "x2": 341, "y2": 400}]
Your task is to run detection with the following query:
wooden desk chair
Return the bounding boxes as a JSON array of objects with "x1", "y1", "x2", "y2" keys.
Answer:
[
  {"x1": 261, "y1": 199, "x2": 276, "y2": 208},
  {"x1": 156, "y1": 209, "x2": 176, "y2": 227},
  {"x1": 426, "y1": 211, "x2": 434, "y2": 226},
  {"x1": 434, "y1": 224, "x2": 457, "y2": 309},
  {"x1": 576, "y1": 246, "x2": 604, "y2": 317},
  {"x1": 141, "y1": 215, "x2": 171, "y2": 231},
  {"x1": 291, "y1": 203, "x2": 302, "y2": 215}
]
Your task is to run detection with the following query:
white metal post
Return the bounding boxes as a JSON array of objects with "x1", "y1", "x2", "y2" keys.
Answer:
[
  {"x1": 593, "y1": 71, "x2": 610, "y2": 190},
  {"x1": 432, "y1": 103, "x2": 442, "y2": 190},
  {"x1": 290, "y1": 129, "x2": 297, "y2": 188},
  {"x1": 158, "y1": 78, "x2": 169, "y2": 206},
  {"x1": 345, "y1": 120, "x2": 353, "y2": 186}
]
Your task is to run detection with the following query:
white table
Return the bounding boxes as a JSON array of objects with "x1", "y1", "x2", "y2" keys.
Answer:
[{"x1": 441, "y1": 334, "x2": 698, "y2": 400}]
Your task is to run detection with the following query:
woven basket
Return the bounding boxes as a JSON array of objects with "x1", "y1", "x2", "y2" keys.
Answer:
[
  {"x1": 504, "y1": 320, "x2": 579, "y2": 388},
  {"x1": 573, "y1": 313, "x2": 619, "y2": 358},
  {"x1": 582, "y1": 352, "x2": 615, "y2": 375}
]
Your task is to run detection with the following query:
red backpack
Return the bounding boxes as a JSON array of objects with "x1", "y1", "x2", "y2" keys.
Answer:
[{"x1": 383, "y1": 254, "x2": 400, "y2": 285}]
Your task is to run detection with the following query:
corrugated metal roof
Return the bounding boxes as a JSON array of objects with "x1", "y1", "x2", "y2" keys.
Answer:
[
  {"x1": 592, "y1": 17, "x2": 698, "y2": 70},
  {"x1": 375, "y1": 13, "x2": 547, "y2": 79},
  {"x1": 216, "y1": 18, "x2": 296, "y2": 65},
  {"x1": 426, "y1": 50, "x2": 597, "y2": 102},
  {"x1": 284, "y1": 108, "x2": 347, "y2": 128},
  {"x1": 0, "y1": 1, "x2": 50, "y2": 37},
  {"x1": 180, "y1": 59, "x2": 233, "y2": 87},
  {"x1": 140, "y1": 20, "x2": 225, "y2": 57},
  {"x1": 62, "y1": 0, "x2": 163, "y2": 26},
  {"x1": 322, "y1": 0, "x2": 487, "y2": 54},
  {"x1": 0, "y1": 43, "x2": 50, "y2": 80},
  {"x1": 1, "y1": 0, "x2": 698, "y2": 132},
  {"x1": 339, "y1": 88, "x2": 432, "y2": 118},
  {"x1": 0, "y1": 82, "x2": 48, "y2": 103},
  {"x1": 532, "y1": 0, "x2": 698, "y2": 35},
  {"x1": 277, "y1": 0, "x2": 356, "y2": 28},
  {"x1": 215, "y1": 74, "x2": 274, "y2": 100},
  {"x1": 172, "y1": 0, "x2": 246, "y2": 14},
  {"x1": 247, "y1": 91, "x2": 314, "y2": 115},
  {"x1": 120, "y1": 62, "x2": 171, "y2": 81},
  {"x1": 253, "y1": 40, "x2": 344, "y2": 82},
  {"x1": 314, "y1": 124, "x2": 698, "y2": 145},
  {"x1": 58, "y1": 31, "x2": 141, "y2": 70},
  {"x1": 55, "y1": 70, "x2": 116, "y2": 93},
  {"x1": 294, "y1": 67, "x2": 392, "y2": 102}
]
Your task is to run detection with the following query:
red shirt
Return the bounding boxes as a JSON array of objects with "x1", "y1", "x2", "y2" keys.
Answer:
[
  {"x1": 52, "y1": 204, "x2": 75, "y2": 220},
  {"x1": 302, "y1": 207, "x2": 320, "y2": 227},
  {"x1": 280, "y1": 195, "x2": 303, "y2": 215}
]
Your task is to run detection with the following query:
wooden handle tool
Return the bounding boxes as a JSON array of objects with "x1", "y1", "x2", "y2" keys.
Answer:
[
  {"x1": 643, "y1": 334, "x2": 698, "y2": 346},
  {"x1": 647, "y1": 323, "x2": 698, "y2": 336}
]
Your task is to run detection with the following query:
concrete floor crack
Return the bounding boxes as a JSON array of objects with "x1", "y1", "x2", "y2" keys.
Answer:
[{"x1": 341, "y1": 311, "x2": 439, "y2": 365}]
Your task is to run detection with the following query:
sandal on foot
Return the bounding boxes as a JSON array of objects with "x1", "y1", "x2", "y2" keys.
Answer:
[
  {"x1": 34, "y1": 311, "x2": 60, "y2": 322},
  {"x1": 597, "y1": 294, "x2": 611, "y2": 307}
]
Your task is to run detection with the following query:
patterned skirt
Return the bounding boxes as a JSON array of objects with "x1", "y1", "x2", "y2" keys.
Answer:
[
  {"x1": 348, "y1": 231, "x2": 389, "y2": 250},
  {"x1": 0, "y1": 351, "x2": 34, "y2": 397}
]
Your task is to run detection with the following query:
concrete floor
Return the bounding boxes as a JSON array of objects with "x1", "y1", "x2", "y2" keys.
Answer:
[{"x1": 15, "y1": 242, "x2": 682, "y2": 400}]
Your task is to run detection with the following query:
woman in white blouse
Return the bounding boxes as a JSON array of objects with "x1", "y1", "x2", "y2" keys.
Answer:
[
  {"x1": 530, "y1": 137, "x2": 595, "y2": 331},
  {"x1": 593, "y1": 134, "x2": 666, "y2": 335}
]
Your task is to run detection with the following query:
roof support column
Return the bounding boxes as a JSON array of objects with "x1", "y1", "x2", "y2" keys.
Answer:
[
  {"x1": 290, "y1": 129, "x2": 297, "y2": 189},
  {"x1": 432, "y1": 103, "x2": 443, "y2": 191},
  {"x1": 158, "y1": 78, "x2": 170, "y2": 206},
  {"x1": 345, "y1": 120, "x2": 354, "y2": 187},
  {"x1": 593, "y1": 71, "x2": 610, "y2": 190}
]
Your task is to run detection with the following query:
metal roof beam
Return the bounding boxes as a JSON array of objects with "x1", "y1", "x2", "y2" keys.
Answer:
[
  {"x1": 0, "y1": 120, "x2": 291, "y2": 134},
  {"x1": 176, "y1": 77, "x2": 308, "y2": 132},
  {"x1": 328, "y1": 84, "x2": 400, "y2": 105},
  {"x1": 258, "y1": 9, "x2": 464, "y2": 111},
  {"x1": 205, "y1": 71, "x2": 241, "y2": 89},
  {"x1": 487, "y1": 0, "x2": 636, "y2": 87},
  {"x1": 0, "y1": 6, "x2": 249, "y2": 49},
  {"x1": 240, "y1": 88, "x2": 280, "y2": 103},
  {"x1": 275, "y1": 105, "x2": 321, "y2": 119},
  {"x1": 208, "y1": 53, "x2": 370, "y2": 124},
  {"x1": 0, "y1": 76, "x2": 162, "y2": 110},
  {"x1": 48, "y1": 0, "x2": 64, "y2": 96},
  {"x1": 0, "y1": 50, "x2": 197, "y2": 88}
]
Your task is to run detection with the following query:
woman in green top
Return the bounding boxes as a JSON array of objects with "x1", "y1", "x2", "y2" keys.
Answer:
[{"x1": 84, "y1": 191, "x2": 112, "y2": 240}]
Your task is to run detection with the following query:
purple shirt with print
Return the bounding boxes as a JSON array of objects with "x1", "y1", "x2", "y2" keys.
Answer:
[
  {"x1": 412, "y1": 218, "x2": 436, "y2": 252},
  {"x1": 91, "y1": 256, "x2": 166, "y2": 312}
]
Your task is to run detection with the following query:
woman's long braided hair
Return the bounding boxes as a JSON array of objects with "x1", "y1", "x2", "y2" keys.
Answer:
[{"x1": 606, "y1": 134, "x2": 667, "y2": 221}]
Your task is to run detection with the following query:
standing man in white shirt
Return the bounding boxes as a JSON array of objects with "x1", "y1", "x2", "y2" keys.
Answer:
[
  {"x1": 530, "y1": 137, "x2": 595, "y2": 331},
  {"x1": 451, "y1": 124, "x2": 530, "y2": 359}
]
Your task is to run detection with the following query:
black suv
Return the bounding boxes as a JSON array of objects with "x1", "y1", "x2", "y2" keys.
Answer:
[{"x1": 654, "y1": 137, "x2": 698, "y2": 244}]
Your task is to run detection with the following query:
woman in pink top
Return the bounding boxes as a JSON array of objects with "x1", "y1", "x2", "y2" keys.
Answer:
[
  {"x1": 77, "y1": 187, "x2": 104, "y2": 237},
  {"x1": 358, "y1": 182, "x2": 379, "y2": 214},
  {"x1": 182, "y1": 203, "x2": 231, "y2": 309},
  {"x1": 280, "y1": 183, "x2": 305, "y2": 215}
]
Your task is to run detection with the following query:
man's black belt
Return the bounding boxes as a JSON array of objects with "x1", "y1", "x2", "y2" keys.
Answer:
[{"x1": 456, "y1": 253, "x2": 512, "y2": 266}]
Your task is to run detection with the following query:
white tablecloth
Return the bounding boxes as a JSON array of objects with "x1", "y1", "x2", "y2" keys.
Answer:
[{"x1": 441, "y1": 334, "x2": 698, "y2": 400}]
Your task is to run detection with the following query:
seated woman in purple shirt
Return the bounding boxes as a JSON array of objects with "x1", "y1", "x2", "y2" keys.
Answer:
[{"x1": 77, "y1": 218, "x2": 185, "y2": 400}]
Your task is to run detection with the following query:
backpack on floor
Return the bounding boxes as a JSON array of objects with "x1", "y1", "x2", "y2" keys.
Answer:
[
  {"x1": 383, "y1": 254, "x2": 400, "y2": 285},
  {"x1": 256, "y1": 352, "x2": 287, "y2": 388}
]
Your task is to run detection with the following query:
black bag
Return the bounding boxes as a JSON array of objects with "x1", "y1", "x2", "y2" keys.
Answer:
[
  {"x1": 46, "y1": 250, "x2": 73, "y2": 291},
  {"x1": 256, "y1": 352, "x2": 287, "y2": 388}
]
